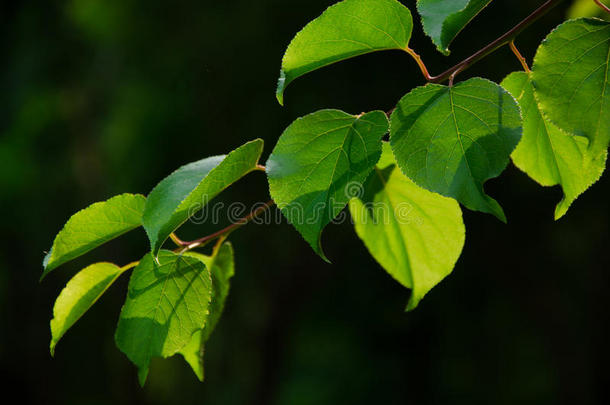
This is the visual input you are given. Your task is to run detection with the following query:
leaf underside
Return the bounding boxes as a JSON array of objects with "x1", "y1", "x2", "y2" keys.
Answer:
[
  {"x1": 50, "y1": 262, "x2": 128, "y2": 355},
  {"x1": 349, "y1": 143, "x2": 465, "y2": 310},
  {"x1": 142, "y1": 139, "x2": 263, "y2": 255},
  {"x1": 390, "y1": 78, "x2": 522, "y2": 221},
  {"x1": 531, "y1": 18, "x2": 610, "y2": 153},
  {"x1": 42, "y1": 193, "x2": 146, "y2": 279},
  {"x1": 417, "y1": 0, "x2": 493, "y2": 55},
  {"x1": 502, "y1": 71, "x2": 607, "y2": 219}
]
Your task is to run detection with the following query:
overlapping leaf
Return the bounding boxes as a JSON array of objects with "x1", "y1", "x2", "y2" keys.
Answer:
[
  {"x1": 390, "y1": 78, "x2": 522, "y2": 221},
  {"x1": 179, "y1": 242, "x2": 235, "y2": 381},
  {"x1": 42, "y1": 193, "x2": 146, "y2": 278},
  {"x1": 417, "y1": 0, "x2": 492, "y2": 55},
  {"x1": 502, "y1": 71, "x2": 607, "y2": 219},
  {"x1": 267, "y1": 109, "x2": 388, "y2": 259},
  {"x1": 143, "y1": 139, "x2": 263, "y2": 254},
  {"x1": 115, "y1": 250, "x2": 212, "y2": 385},
  {"x1": 532, "y1": 18, "x2": 610, "y2": 153},
  {"x1": 276, "y1": 0, "x2": 413, "y2": 104},
  {"x1": 50, "y1": 262, "x2": 130, "y2": 355},
  {"x1": 349, "y1": 143, "x2": 465, "y2": 310}
]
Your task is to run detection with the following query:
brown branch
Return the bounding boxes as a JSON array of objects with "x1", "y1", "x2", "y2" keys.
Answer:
[
  {"x1": 405, "y1": 0, "x2": 565, "y2": 84},
  {"x1": 174, "y1": 199, "x2": 275, "y2": 253},
  {"x1": 509, "y1": 40, "x2": 531, "y2": 72},
  {"x1": 594, "y1": 0, "x2": 610, "y2": 13}
]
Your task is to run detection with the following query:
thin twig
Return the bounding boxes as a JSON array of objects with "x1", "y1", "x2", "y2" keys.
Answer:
[
  {"x1": 509, "y1": 40, "x2": 531, "y2": 72},
  {"x1": 174, "y1": 199, "x2": 275, "y2": 253},
  {"x1": 404, "y1": 0, "x2": 565, "y2": 84},
  {"x1": 594, "y1": 0, "x2": 610, "y2": 13}
]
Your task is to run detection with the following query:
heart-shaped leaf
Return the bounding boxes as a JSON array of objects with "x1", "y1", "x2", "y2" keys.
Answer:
[
  {"x1": 349, "y1": 143, "x2": 465, "y2": 310},
  {"x1": 390, "y1": 78, "x2": 522, "y2": 221},
  {"x1": 267, "y1": 109, "x2": 389, "y2": 259}
]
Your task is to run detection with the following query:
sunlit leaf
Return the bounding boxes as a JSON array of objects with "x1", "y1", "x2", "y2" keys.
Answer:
[
  {"x1": 50, "y1": 262, "x2": 130, "y2": 355},
  {"x1": 390, "y1": 78, "x2": 522, "y2": 221},
  {"x1": 417, "y1": 0, "x2": 492, "y2": 55},
  {"x1": 143, "y1": 139, "x2": 263, "y2": 254},
  {"x1": 349, "y1": 143, "x2": 465, "y2": 310},
  {"x1": 532, "y1": 18, "x2": 610, "y2": 153},
  {"x1": 115, "y1": 251, "x2": 212, "y2": 385},
  {"x1": 267, "y1": 109, "x2": 388, "y2": 259},
  {"x1": 502, "y1": 71, "x2": 607, "y2": 219},
  {"x1": 43, "y1": 193, "x2": 146, "y2": 278},
  {"x1": 276, "y1": 0, "x2": 413, "y2": 104},
  {"x1": 179, "y1": 242, "x2": 235, "y2": 381}
]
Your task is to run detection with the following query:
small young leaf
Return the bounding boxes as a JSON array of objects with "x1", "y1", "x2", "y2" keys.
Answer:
[
  {"x1": 531, "y1": 18, "x2": 610, "y2": 153},
  {"x1": 42, "y1": 193, "x2": 146, "y2": 278},
  {"x1": 142, "y1": 139, "x2": 263, "y2": 255},
  {"x1": 50, "y1": 262, "x2": 129, "y2": 355},
  {"x1": 115, "y1": 250, "x2": 212, "y2": 385},
  {"x1": 417, "y1": 0, "x2": 493, "y2": 55},
  {"x1": 502, "y1": 71, "x2": 607, "y2": 219},
  {"x1": 267, "y1": 109, "x2": 389, "y2": 260},
  {"x1": 179, "y1": 242, "x2": 235, "y2": 381},
  {"x1": 390, "y1": 78, "x2": 522, "y2": 221},
  {"x1": 349, "y1": 143, "x2": 465, "y2": 310},
  {"x1": 276, "y1": 0, "x2": 413, "y2": 104}
]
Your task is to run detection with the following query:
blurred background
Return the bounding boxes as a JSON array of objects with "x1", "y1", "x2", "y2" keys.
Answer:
[{"x1": 1, "y1": 0, "x2": 609, "y2": 404}]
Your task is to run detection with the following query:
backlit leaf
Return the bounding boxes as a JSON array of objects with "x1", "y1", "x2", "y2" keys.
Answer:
[
  {"x1": 276, "y1": 0, "x2": 413, "y2": 104},
  {"x1": 50, "y1": 262, "x2": 129, "y2": 355},
  {"x1": 531, "y1": 18, "x2": 610, "y2": 153},
  {"x1": 502, "y1": 71, "x2": 607, "y2": 219},
  {"x1": 417, "y1": 0, "x2": 492, "y2": 55},
  {"x1": 179, "y1": 242, "x2": 235, "y2": 381},
  {"x1": 267, "y1": 109, "x2": 389, "y2": 260},
  {"x1": 115, "y1": 251, "x2": 212, "y2": 385},
  {"x1": 349, "y1": 143, "x2": 465, "y2": 310},
  {"x1": 42, "y1": 193, "x2": 146, "y2": 278},
  {"x1": 390, "y1": 78, "x2": 522, "y2": 221},
  {"x1": 142, "y1": 139, "x2": 263, "y2": 255}
]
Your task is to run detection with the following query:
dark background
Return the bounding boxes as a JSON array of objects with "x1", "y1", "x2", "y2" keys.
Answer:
[{"x1": 1, "y1": 1, "x2": 609, "y2": 404}]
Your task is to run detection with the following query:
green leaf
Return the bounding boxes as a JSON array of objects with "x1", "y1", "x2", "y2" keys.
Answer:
[
  {"x1": 349, "y1": 143, "x2": 465, "y2": 310},
  {"x1": 390, "y1": 78, "x2": 522, "y2": 221},
  {"x1": 502, "y1": 71, "x2": 607, "y2": 219},
  {"x1": 417, "y1": 0, "x2": 492, "y2": 55},
  {"x1": 276, "y1": 0, "x2": 413, "y2": 105},
  {"x1": 179, "y1": 242, "x2": 235, "y2": 381},
  {"x1": 115, "y1": 250, "x2": 212, "y2": 385},
  {"x1": 267, "y1": 109, "x2": 389, "y2": 260},
  {"x1": 42, "y1": 193, "x2": 146, "y2": 278},
  {"x1": 531, "y1": 18, "x2": 610, "y2": 153},
  {"x1": 142, "y1": 139, "x2": 263, "y2": 255},
  {"x1": 50, "y1": 262, "x2": 129, "y2": 356}
]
